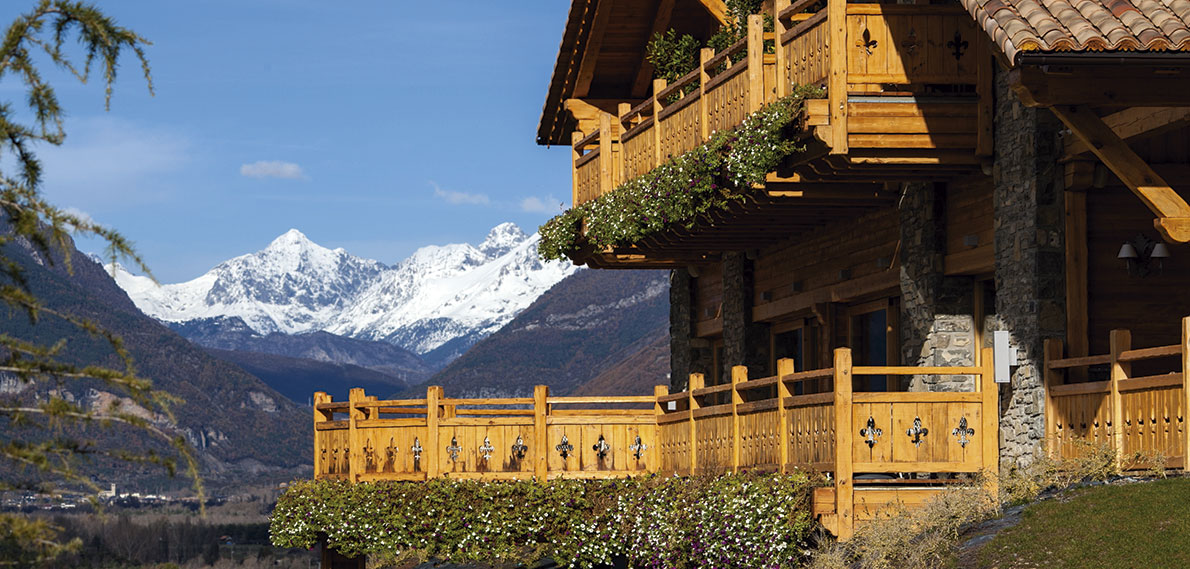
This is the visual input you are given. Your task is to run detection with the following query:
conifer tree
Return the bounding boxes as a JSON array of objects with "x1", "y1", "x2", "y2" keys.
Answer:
[{"x1": 0, "y1": 2, "x2": 198, "y2": 564}]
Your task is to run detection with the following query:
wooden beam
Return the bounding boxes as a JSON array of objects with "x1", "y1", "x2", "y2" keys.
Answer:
[
  {"x1": 565, "y1": 98, "x2": 607, "y2": 136},
  {"x1": 1011, "y1": 65, "x2": 1190, "y2": 107},
  {"x1": 1048, "y1": 104, "x2": 1190, "y2": 242},
  {"x1": 1064, "y1": 189, "x2": 1088, "y2": 359},
  {"x1": 828, "y1": 0, "x2": 848, "y2": 154},
  {"x1": 698, "y1": 0, "x2": 731, "y2": 25},
  {"x1": 573, "y1": 0, "x2": 614, "y2": 98},
  {"x1": 631, "y1": 0, "x2": 676, "y2": 98},
  {"x1": 1064, "y1": 107, "x2": 1190, "y2": 158}
]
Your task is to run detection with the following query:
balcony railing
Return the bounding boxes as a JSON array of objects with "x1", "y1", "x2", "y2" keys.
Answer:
[
  {"x1": 569, "y1": 1, "x2": 989, "y2": 208},
  {"x1": 1044, "y1": 316, "x2": 1190, "y2": 470},
  {"x1": 312, "y1": 346, "x2": 999, "y2": 540}
]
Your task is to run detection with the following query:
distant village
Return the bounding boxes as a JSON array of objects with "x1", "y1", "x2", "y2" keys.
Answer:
[{"x1": 1, "y1": 483, "x2": 229, "y2": 513}]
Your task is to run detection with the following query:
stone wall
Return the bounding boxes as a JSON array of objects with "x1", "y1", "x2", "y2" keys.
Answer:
[
  {"x1": 721, "y1": 252, "x2": 771, "y2": 380},
  {"x1": 991, "y1": 67, "x2": 1067, "y2": 469},
  {"x1": 670, "y1": 267, "x2": 713, "y2": 391},
  {"x1": 899, "y1": 182, "x2": 978, "y2": 392}
]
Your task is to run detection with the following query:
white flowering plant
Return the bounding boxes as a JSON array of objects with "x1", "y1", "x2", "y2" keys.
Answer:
[
  {"x1": 538, "y1": 86, "x2": 823, "y2": 262},
  {"x1": 270, "y1": 472, "x2": 815, "y2": 568}
]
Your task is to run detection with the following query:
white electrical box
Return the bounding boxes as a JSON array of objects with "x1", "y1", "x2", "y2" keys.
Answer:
[{"x1": 994, "y1": 330, "x2": 1012, "y2": 383}]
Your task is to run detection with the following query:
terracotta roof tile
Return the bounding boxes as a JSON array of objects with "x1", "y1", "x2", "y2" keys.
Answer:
[{"x1": 960, "y1": 0, "x2": 1190, "y2": 61}]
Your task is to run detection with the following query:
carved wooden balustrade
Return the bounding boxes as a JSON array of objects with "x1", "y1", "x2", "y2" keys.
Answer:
[
  {"x1": 312, "y1": 347, "x2": 999, "y2": 540},
  {"x1": 1044, "y1": 316, "x2": 1190, "y2": 470},
  {"x1": 569, "y1": 0, "x2": 991, "y2": 207}
]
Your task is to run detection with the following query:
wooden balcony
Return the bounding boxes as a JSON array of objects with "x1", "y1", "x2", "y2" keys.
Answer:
[
  {"x1": 312, "y1": 347, "x2": 999, "y2": 540},
  {"x1": 568, "y1": 1, "x2": 990, "y2": 208},
  {"x1": 1044, "y1": 315, "x2": 1190, "y2": 471}
]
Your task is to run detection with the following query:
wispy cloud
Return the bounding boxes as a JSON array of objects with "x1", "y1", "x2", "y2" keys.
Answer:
[
  {"x1": 240, "y1": 160, "x2": 307, "y2": 180},
  {"x1": 520, "y1": 195, "x2": 563, "y2": 214},
  {"x1": 432, "y1": 182, "x2": 489, "y2": 206},
  {"x1": 37, "y1": 116, "x2": 189, "y2": 206}
]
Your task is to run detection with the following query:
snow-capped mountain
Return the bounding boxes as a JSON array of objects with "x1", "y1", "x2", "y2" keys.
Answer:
[{"x1": 111, "y1": 223, "x2": 578, "y2": 363}]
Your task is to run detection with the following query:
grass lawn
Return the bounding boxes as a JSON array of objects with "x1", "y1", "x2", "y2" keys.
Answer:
[{"x1": 976, "y1": 478, "x2": 1190, "y2": 568}]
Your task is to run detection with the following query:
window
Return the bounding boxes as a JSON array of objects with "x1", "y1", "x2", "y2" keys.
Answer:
[{"x1": 847, "y1": 298, "x2": 899, "y2": 392}]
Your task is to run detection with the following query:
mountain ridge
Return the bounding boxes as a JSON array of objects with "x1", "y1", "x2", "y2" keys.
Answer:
[{"x1": 111, "y1": 223, "x2": 578, "y2": 364}]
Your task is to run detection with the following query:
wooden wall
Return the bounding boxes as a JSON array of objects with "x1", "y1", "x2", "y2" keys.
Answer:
[
  {"x1": 945, "y1": 176, "x2": 993, "y2": 275},
  {"x1": 1086, "y1": 184, "x2": 1190, "y2": 353},
  {"x1": 751, "y1": 207, "x2": 900, "y2": 323},
  {"x1": 694, "y1": 262, "x2": 724, "y2": 337}
]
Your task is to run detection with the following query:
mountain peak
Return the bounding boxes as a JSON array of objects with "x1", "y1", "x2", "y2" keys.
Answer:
[
  {"x1": 267, "y1": 228, "x2": 314, "y2": 250},
  {"x1": 479, "y1": 223, "x2": 527, "y2": 257}
]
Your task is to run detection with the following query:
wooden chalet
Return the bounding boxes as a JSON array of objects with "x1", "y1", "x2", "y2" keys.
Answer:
[{"x1": 309, "y1": 0, "x2": 1190, "y2": 564}]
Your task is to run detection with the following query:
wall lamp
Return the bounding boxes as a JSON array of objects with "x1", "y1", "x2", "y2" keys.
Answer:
[{"x1": 1117, "y1": 234, "x2": 1170, "y2": 277}]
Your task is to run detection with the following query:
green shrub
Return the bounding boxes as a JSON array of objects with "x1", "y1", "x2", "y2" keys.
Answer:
[
  {"x1": 538, "y1": 87, "x2": 822, "y2": 262},
  {"x1": 269, "y1": 472, "x2": 814, "y2": 569}
]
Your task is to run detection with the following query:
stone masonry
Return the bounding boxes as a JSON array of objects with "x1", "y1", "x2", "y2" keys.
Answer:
[
  {"x1": 899, "y1": 182, "x2": 978, "y2": 392},
  {"x1": 991, "y1": 67, "x2": 1066, "y2": 470},
  {"x1": 721, "y1": 252, "x2": 770, "y2": 381}
]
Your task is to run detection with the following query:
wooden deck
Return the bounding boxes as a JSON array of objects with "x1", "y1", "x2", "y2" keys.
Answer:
[
  {"x1": 569, "y1": 1, "x2": 991, "y2": 208},
  {"x1": 312, "y1": 347, "x2": 999, "y2": 540}
]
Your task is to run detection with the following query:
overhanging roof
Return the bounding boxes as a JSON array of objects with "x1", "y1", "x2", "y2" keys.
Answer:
[{"x1": 961, "y1": 0, "x2": 1190, "y2": 63}]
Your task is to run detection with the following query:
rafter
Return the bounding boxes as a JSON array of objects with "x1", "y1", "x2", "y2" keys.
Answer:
[{"x1": 1049, "y1": 104, "x2": 1190, "y2": 243}]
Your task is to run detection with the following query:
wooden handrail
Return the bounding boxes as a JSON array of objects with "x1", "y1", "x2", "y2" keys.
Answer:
[
  {"x1": 781, "y1": 10, "x2": 827, "y2": 44},
  {"x1": 779, "y1": 0, "x2": 821, "y2": 20},
  {"x1": 655, "y1": 67, "x2": 701, "y2": 102},
  {"x1": 1119, "y1": 344, "x2": 1180, "y2": 362}
]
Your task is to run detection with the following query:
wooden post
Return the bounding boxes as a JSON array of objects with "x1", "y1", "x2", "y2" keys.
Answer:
[
  {"x1": 1109, "y1": 329, "x2": 1131, "y2": 470},
  {"x1": 653, "y1": 385, "x2": 668, "y2": 474},
  {"x1": 598, "y1": 112, "x2": 614, "y2": 196},
  {"x1": 699, "y1": 48, "x2": 712, "y2": 140},
  {"x1": 746, "y1": 15, "x2": 765, "y2": 113},
  {"x1": 347, "y1": 388, "x2": 365, "y2": 482},
  {"x1": 832, "y1": 348, "x2": 854, "y2": 540},
  {"x1": 688, "y1": 372, "x2": 704, "y2": 476},
  {"x1": 652, "y1": 78, "x2": 666, "y2": 168},
  {"x1": 979, "y1": 347, "x2": 999, "y2": 496},
  {"x1": 777, "y1": 358, "x2": 794, "y2": 474},
  {"x1": 1183, "y1": 317, "x2": 1190, "y2": 467},
  {"x1": 773, "y1": 0, "x2": 790, "y2": 99},
  {"x1": 975, "y1": 36, "x2": 993, "y2": 157},
  {"x1": 731, "y1": 365, "x2": 746, "y2": 472},
  {"x1": 426, "y1": 386, "x2": 441, "y2": 479},
  {"x1": 570, "y1": 131, "x2": 583, "y2": 205},
  {"x1": 1043, "y1": 339, "x2": 1064, "y2": 457},
  {"x1": 313, "y1": 392, "x2": 331, "y2": 479},
  {"x1": 534, "y1": 385, "x2": 549, "y2": 481},
  {"x1": 827, "y1": 0, "x2": 848, "y2": 153}
]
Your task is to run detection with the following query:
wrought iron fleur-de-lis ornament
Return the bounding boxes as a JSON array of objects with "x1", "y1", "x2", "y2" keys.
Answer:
[
  {"x1": 947, "y1": 31, "x2": 968, "y2": 60},
  {"x1": 363, "y1": 439, "x2": 376, "y2": 469},
  {"x1": 446, "y1": 436, "x2": 462, "y2": 462},
  {"x1": 858, "y1": 28, "x2": 878, "y2": 55},
  {"x1": 906, "y1": 417, "x2": 929, "y2": 448},
  {"x1": 479, "y1": 436, "x2": 495, "y2": 461},
  {"x1": 411, "y1": 437, "x2": 423, "y2": 462},
  {"x1": 630, "y1": 435, "x2": 648, "y2": 459},
  {"x1": 901, "y1": 28, "x2": 918, "y2": 55},
  {"x1": 556, "y1": 435, "x2": 574, "y2": 459},
  {"x1": 385, "y1": 438, "x2": 398, "y2": 470},
  {"x1": 511, "y1": 435, "x2": 528, "y2": 459},
  {"x1": 952, "y1": 416, "x2": 975, "y2": 448},
  {"x1": 592, "y1": 434, "x2": 610, "y2": 459},
  {"x1": 860, "y1": 416, "x2": 883, "y2": 448}
]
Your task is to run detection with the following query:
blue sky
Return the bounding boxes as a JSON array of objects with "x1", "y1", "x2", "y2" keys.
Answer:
[{"x1": 21, "y1": 1, "x2": 573, "y2": 282}]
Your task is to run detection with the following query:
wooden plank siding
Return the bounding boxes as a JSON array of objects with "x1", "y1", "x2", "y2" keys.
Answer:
[
  {"x1": 752, "y1": 207, "x2": 899, "y2": 321},
  {"x1": 944, "y1": 176, "x2": 994, "y2": 275}
]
